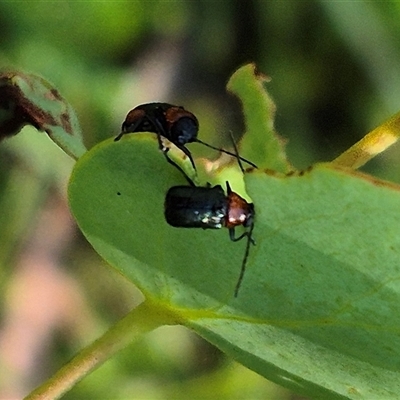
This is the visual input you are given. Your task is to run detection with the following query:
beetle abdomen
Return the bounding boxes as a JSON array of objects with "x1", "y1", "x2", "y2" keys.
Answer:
[{"x1": 165, "y1": 185, "x2": 227, "y2": 229}]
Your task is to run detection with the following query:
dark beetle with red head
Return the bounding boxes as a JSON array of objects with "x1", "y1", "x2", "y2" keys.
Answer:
[{"x1": 164, "y1": 182, "x2": 255, "y2": 297}]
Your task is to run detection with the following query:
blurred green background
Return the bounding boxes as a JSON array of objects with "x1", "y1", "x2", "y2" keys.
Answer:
[{"x1": 1, "y1": 1, "x2": 400, "y2": 399}]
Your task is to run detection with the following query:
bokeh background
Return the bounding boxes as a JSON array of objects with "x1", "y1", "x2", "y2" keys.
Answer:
[{"x1": 1, "y1": 2, "x2": 400, "y2": 399}]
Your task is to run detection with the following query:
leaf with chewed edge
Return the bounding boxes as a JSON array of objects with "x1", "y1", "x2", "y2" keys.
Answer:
[
  {"x1": 0, "y1": 71, "x2": 86, "y2": 160},
  {"x1": 227, "y1": 63, "x2": 291, "y2": 173}
]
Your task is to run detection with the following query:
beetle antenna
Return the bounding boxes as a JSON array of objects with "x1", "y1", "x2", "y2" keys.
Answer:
[
  {"x1": 228, "y1": 131, "x2": 245, "y2": 173},
  {"x1": 234, "y1": 219, "x2": 255, "y2": 297},
  {"x1": 194, "y1": 138, "x2": 257, "y2": 168}
]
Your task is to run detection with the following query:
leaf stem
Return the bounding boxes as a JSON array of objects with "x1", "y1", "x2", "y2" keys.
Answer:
[
  {"x1": 332, "y1": 111, "x2": 400, "y2": 169},
  {"x1": 24, "y1": 299, "x2": 178, "y2": 400}
]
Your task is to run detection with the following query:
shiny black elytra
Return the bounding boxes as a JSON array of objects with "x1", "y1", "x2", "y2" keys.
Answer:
[
  {"x1": 114, "y1": 102, "x2": 257, "y2": 170},
  {"x1": 164, "y1": 182, "x2": 255, "y2": 297}
]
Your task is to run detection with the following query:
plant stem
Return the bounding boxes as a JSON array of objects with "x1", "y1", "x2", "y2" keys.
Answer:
[
  {"x1": 24, "y1": 299, "x2": 178, "y2": 400},
  {"x1": 332, "y1": 111, "x2": 400, "y2": 169}
]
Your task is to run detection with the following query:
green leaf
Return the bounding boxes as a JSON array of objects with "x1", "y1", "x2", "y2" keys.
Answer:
[
  {"x1": 66, "y1": 63, "x2": 400, "y2": 399},
  {"x1": 68, "y1": 132, "x2": 400, "y2": 399},
  {"x1": 227, "y1": 63, "x2": 292, "y2": 173},
  {"x1": 0, "y1": 71, "x2": 86, "y2": 160},
  {"x1": 68, "y1": 134, "x2": 248, "y2": 300}
]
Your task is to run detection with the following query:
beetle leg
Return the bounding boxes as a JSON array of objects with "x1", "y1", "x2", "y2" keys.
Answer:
[
  {"x1": 229, "y1": 228, "x2": 255, "y2": 244},
  {"x1": 164, "y1": 153, "x2": 195, "y2": 186},
  {"x1": 147, "y1": 119, "x2": 196, "y2": 187},
  {"x1": 233, "y1": 221, "x2": 255, "y2": 297},
  {"x1": 176, "y1": 144, "x2": 196, "y2": 171},
  {"x1": 115, "y1": 118, "x2": 144, "y2": 141},
  {"x1": 229, "y1": 227, "x2": 245, "y2": 242}
]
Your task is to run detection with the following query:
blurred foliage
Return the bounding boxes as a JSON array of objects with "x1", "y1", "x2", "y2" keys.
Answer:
[{"x1": 1, "y1": 1, "x2": 400, "y2": 399}]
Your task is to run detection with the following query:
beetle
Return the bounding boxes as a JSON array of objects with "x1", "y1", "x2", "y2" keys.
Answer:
[
  {"x1": 164, "y1": 181, "x2": 255, "y2": 297},
  {"x1": 114, "y1": 102, "x2": 257, "y2": 170}
]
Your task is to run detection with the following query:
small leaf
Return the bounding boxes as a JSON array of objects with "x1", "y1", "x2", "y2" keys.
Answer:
[
  {"x1": 227, "y1": 63, "x2": 291, "y2": 173},
  {"x1": 0, "y1": 71, "x2": 86, "y2": 159}
]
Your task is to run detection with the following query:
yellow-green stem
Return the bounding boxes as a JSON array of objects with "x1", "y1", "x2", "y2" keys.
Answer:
[
  {"x1": 25, "y1": 299, "x2": 178, "y2": 400},
  {"x1": 332, "y1": 111, "x2": 400, "y2": 169}
]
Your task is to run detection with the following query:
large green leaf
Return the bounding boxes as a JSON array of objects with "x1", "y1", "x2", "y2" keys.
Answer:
[
  {"x1": 69, "y1": 130, "x2": 400, "y2": 398},
  {"x1": 63, "y1": 64, "x2": 400, "y2": 399}
]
